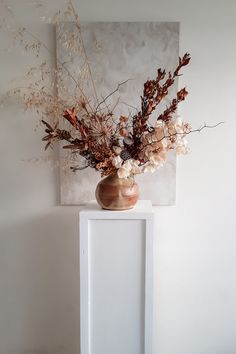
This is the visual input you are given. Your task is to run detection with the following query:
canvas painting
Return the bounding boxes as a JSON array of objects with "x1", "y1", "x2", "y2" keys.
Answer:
[{"x1": 56, "y1": 22, "x2": 179, "y2": 205}]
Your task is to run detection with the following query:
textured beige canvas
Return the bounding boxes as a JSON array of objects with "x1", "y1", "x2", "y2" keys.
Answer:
[{"x1": 56, "y1": 22, "x2": 179, "y2": 205}]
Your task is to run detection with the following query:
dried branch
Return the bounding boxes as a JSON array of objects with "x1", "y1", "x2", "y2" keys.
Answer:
[
  {"x1": 140, "y1": 122, "x2": 224, "y2": 152},
  {"x1": 157, "y1": 87, "x2": 188, "y2": 122},
  {"x1": 95, "y1": 79, "x2": 131, "y2": 112},
  {"x1": 132, "y1": 53, "x2": 191, "y2": 138}
]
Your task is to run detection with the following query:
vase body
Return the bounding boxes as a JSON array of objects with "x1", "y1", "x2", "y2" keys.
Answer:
[{"x1": 95, "y1": 173, "x2": 139, "y2": 210}]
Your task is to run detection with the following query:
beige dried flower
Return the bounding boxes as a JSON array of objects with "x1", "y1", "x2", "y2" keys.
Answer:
[{"x1": 88, "y1": 118, "x2": 114, "y2": 145}]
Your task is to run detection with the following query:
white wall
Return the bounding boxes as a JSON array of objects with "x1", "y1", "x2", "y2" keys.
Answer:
[{"x1": 0, "y1": 0, "x2": 236, "y2": 354}]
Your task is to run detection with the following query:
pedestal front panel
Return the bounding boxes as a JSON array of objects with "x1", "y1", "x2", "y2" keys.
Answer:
[{"x1": 89, "y1": 219, "x2": 145, "y2": 354}]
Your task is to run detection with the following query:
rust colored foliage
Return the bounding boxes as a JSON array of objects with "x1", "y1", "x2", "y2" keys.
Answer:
[{"x1": 63, "y1": 108, "x2": 79, "y2": 129}]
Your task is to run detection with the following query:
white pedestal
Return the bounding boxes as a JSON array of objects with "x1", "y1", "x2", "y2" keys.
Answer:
[{"x1": 79, "y1": 200, "x2": 154, "y2": 354}]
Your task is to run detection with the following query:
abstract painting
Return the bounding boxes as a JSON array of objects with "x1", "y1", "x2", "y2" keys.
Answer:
[{"x1": 56, "y1": 22, "x2": 179, "y2": 205}]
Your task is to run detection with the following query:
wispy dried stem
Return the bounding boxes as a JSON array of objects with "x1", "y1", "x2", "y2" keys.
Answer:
[
  {"x1": 68, "y1": 0, "x2": 99, "y2": 103},
  {"x1": 95, "y1": 79, "x2": 132, "y2": 112}
]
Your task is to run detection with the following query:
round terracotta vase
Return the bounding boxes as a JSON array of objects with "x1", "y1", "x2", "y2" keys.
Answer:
[{"x1": 95, "y1": 173, "x2": 139, "y2": 210}]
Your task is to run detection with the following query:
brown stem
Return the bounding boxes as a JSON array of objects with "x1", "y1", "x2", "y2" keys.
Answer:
[
  {"x1": 139, "y1": 122, "x2": 224, "y2": 152},
  {"x1": 69, "y1": 0, "x2": 99, "y2": 103},
  {"x1": 95, "y1": 79, "x2": 131, "y2": 112}
]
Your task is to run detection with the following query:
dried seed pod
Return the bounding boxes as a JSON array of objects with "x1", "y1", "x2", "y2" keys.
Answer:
[
  {"x1": 119, "y1": 128, "x2": 128, "y2": 137},
  {"x1": 120, "y1": 150, "x2": 132, "y2": 161}
]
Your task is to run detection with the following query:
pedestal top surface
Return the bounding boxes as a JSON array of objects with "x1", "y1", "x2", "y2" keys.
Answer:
[{"x1": 79, "y1": 200, "x2": 154, "y2": 219}]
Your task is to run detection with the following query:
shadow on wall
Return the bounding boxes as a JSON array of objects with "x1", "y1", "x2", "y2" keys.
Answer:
[{"x1": 0, "y1": 207, "x2": 81, "y2": 354}]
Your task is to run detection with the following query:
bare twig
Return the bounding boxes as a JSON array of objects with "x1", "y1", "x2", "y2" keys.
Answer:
[
  {"x1": 99, "y1": 94, "x2": 112, "y2": 116},
  {"x1": 110, "y1": 97, "x2": 120, "y2": 114},
  {"x1": 95, "y1": 79, "x2": 132, "y2": 112},
  {"x1": 140, "y1": 122, "x2": 224, "y2": 152},
  {"x1": 121, "y1": 100, "x2": 139, "y2": 113}
]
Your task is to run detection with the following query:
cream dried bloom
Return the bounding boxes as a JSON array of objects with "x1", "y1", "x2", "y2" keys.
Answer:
[
  {"x1": 149, "y1": 150, "x2": 167, "y2": 167},
  {"x1": 117, "y1": 166, "x2": 130, "y2": 178},
  {"x1": 176, "y1": 137, "x2": 189, "y2": 155},
  {"x1": 112, "y1": 155, "x2": 123, "y2": 169},
  {"x1": 117, "y1": 159, "x2": 142, "y2": 178},
  {"x1": 144, "y1": 163, "x2": 157, "y2": 174}
]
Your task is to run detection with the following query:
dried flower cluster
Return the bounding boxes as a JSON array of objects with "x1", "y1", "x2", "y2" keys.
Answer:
[{"x1": 0, "y1": 1, "x2": 221, "y2": 180}]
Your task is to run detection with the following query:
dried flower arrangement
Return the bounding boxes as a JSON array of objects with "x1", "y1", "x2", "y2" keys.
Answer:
[
  {"x1": 0, "y1": 0, "x2": 222, "y2": 209},
  {"x1": 41, "y1": 52, "x2": 192, "y2": 179}
]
